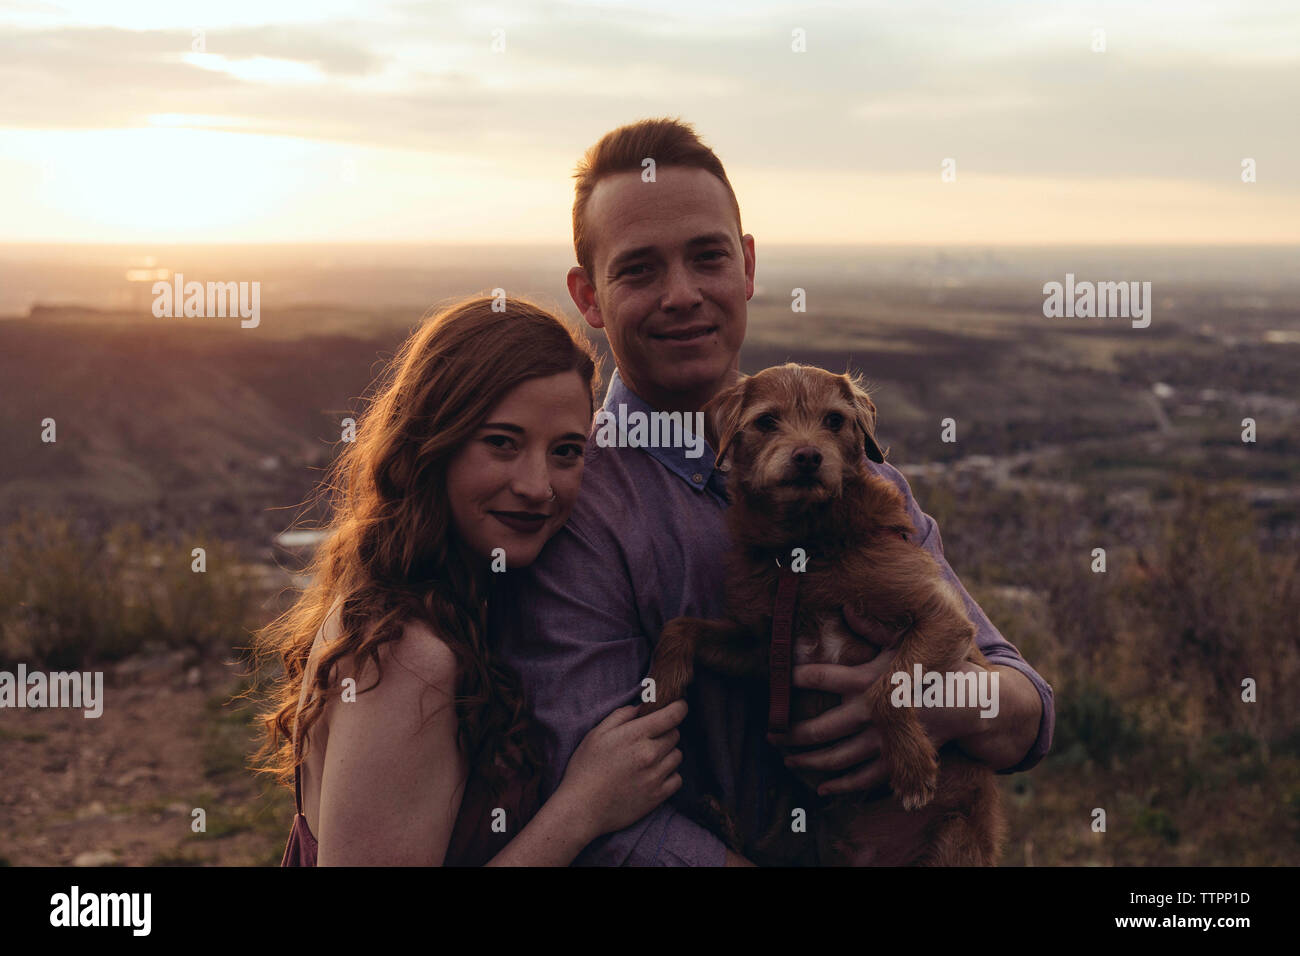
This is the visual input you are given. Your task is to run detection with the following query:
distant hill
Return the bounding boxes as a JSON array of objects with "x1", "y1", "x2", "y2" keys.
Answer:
[
  {"x1": 0, "y1": 313, "x2": 405, "y2": 542},
  {"x1": 1, "y1": 289, "x2": 1296, "y2": 551}
]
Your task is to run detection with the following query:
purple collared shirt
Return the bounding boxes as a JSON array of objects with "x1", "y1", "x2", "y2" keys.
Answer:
[{"x1": 493, "y1": 368, "x2": 1055, "y2": 865}]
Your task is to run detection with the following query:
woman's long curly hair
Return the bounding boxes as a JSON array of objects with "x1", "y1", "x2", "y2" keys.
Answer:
[{"x1": 252, "y1": 294, "x2": 599, "y2": 802}]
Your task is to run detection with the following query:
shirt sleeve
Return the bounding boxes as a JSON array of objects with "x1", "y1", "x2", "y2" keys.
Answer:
[
  {"x1": 872, "y1": 461, "x2": 1055, "y2": 774},
  {"x1": 499, "y1": 508, "x2": 728, "y2": 866}
]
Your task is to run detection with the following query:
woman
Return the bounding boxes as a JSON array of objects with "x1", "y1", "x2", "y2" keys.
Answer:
[{"x1": 254, "y1": 295, "x2": 686, "y2": 865}]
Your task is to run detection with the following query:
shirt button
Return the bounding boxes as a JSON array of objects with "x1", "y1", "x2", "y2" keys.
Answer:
[{"x1": 692, "y1": 473, "x2": 703, "y2": 483}]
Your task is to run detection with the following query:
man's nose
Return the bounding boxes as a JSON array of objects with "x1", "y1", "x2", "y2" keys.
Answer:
[
  {"x1": 660, "y1": 261, "x2": 704, "y2": 311},
  {"x1": 792, "y1": 446, "x2": 822, "y2": 473}
]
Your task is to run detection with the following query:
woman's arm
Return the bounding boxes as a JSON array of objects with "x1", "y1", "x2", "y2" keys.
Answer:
[
  {"x1": 316, "y1": 620, "x2": 687, "y2": 866},
  {"x1": 316, "y1": 620, "x2": 466, "y2": 865},
  {"x1": 482, "y1": 785, "x2": 600, "y2": 866},
  {"x1": 484, "y1": 701, "x2": 687, "y2": 866}
]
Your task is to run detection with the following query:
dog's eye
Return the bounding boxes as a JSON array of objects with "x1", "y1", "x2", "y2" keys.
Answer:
[
  {"x1": 823, "y1": 412, "x2": 845, "y2": 431},
  {"x1": 753, "y1": 413, "x2": 779, "y2": 432}
]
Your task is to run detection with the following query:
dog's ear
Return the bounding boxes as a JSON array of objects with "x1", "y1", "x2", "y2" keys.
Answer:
[
  {"x1": 705, "y1": 375, "x2": 751, "y2": 471},
  {"x1": 842, "y1": 373, "x2": 886, "y2": 464}
]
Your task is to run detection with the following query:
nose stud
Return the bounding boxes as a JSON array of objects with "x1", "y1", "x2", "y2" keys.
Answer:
[{"x1": 547, "y1": 486, "x2": 556, "y2": 501}]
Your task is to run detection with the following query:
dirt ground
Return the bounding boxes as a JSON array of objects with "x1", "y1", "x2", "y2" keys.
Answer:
[
  {"x1": 0, "y1": 650, "x2": 291, "y2": 867},
  {"x1": 3, "y1": 643, "x2": 1292, "y2": 868}
]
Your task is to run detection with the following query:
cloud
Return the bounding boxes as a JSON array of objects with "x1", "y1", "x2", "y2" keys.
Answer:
[
  {"x1": 0, "y1": 1, "x2": 1295, "y2": 194},
  {"x1": 200, "y1": 24, "x2": 383, "y2": 75}
]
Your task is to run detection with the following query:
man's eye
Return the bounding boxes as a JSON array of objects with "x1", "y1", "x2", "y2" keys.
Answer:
[
  {"x1": 698, "y1": 250, "x2": 725, "y2": 262},
  {"x1": 823, "y1": 412, "x2": 845, "y2": 431},
  {"x1": 619, "y1": 263, "x2": 650, "y2": 277},
  {"x1": 753, "y1": 413, "x2": 779, "y2": 432}
]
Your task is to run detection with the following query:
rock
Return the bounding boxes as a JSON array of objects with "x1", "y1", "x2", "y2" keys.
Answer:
[
  {"x1": 75, "y1": 800, "x2": 108, "y2": 820},
  {"x1": 114, "y1": 767, "x2": 156, "y2": 787},
  {"x1": 114, "y1": 649, "x2": 191, "y2": 685},
  {"x1": 73, "y1": 850, "x2": 120, "y2": 867}
]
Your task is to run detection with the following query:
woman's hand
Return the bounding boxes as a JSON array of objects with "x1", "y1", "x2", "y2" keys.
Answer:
[{"x1": 555, "y1": 699, "x2": 687, "y2": 841}]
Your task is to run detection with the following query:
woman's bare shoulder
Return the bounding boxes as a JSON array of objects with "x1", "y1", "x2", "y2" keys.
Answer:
[
  {"x1": 310, "y1": 604, "x2": 458, "y2": 698},
  {"x1": 383, "y1": 618, "x2": 460, "y2": 693}
]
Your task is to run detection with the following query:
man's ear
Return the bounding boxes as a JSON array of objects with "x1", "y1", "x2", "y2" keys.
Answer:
[
  {"x1": 843, "y1": 373, "x2": 886, "y2": 463},
  {"x1": 566, "y1": 265, "x2": 604, "y2": 330},
  {"x1": 704, "y1": 376, "x2": 751, "y2": 470}
]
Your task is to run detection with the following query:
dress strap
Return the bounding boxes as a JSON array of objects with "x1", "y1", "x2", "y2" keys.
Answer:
[{"x1": 292, "y1": 721, "x2": 304, "y2": 815}]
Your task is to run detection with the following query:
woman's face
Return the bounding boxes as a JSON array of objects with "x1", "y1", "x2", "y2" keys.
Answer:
[{"x1": 445, "y1": 370, "x2": 592, "y2": 569}]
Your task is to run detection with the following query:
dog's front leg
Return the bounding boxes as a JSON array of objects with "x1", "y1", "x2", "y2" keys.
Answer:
[
  {"x1": 694, "y1": 619, "x2": 767, "y2": 682},
  {"x1": 638, "y1": 617, "x2": 760, "y2": 717},
  {"x1": 867, "y1": 640, "x2": 941, "y2": 811},
  {"x1": 638, "y1": 617, "x2": 705, "y2": 716}
]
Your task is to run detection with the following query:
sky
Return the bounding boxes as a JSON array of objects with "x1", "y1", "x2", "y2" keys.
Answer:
[{"x1": 0, "y1": 0, "x2": 1297, "y2": 244}]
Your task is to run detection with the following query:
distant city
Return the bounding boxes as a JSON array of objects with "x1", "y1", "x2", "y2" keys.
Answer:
[{"x1": 1, "y1": 243, "x2": 1297, "y2": 317}]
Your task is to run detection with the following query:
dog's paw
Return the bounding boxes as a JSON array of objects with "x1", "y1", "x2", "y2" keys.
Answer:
[
  {"x1": 646, "y1": 668, "x2": 689, "y2": 712},
  {"x1": 636, "y1": 697, "x2": 666, "y2": 718},
  {"x1": 892, "y1": 756, "x2": 940, "y2": 811},
  {"x1": 898, "y1": 782, "x2": 936, "y2": 812},
  {"x1": 638, "y1": 664, "x2": 689, "y2": 717},
  {"x1": 639, "y1": 626, "x2": 697, "y2": 717}
]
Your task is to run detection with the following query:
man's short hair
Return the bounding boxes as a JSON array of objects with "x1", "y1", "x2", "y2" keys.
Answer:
[{"x1": 571, "y1": 116, "x2": 743, "y2": 280}]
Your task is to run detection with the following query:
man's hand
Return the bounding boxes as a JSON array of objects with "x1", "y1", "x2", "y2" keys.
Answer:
[{"x1": 767, "y1": 605, "x2": 1039, "y2": 796}]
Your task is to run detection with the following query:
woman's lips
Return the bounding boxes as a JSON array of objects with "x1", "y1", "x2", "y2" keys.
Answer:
[{"x1": 489, "y1": 511, "x2": 549, "y2": 534}]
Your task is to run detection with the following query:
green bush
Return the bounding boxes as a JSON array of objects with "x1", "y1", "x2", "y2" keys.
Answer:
[
  {"x1": 1053, "y1": 680, "x2": 1145, "y2": 769},
  {"x1": 0, "y1": 511, "x2": 252, "y2": 669},
  {"x1": 1136, "y1": 806, "x2": 1180, "y2": 845}
]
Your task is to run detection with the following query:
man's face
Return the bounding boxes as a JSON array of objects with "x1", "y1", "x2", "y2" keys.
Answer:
[{"x1": 568, "y1": 165, "x2": 755, "y2": 413}]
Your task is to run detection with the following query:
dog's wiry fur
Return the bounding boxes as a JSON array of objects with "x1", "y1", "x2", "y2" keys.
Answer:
[{"x1": 639, "y1": 363, "x2": 1006, "y2": 865}]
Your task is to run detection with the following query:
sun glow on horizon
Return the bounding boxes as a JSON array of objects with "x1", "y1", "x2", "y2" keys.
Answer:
[{"x1": 2, "y1": 1, "x2": 1297, "y2": 244}]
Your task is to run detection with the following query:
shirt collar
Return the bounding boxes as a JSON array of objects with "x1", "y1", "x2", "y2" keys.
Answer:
[{"x1": 599, "y1": 367, "x2": 724, "y2": 496}]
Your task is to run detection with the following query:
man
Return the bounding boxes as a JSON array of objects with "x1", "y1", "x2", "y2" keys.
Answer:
[{"x1": 495, "y1": 117, "x2": 1054, "y2": 865}]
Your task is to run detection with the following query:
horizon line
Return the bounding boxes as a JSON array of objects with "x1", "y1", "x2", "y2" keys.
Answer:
[{"x1": 2, "y1": 239, "x2": 1298, "y2": 249}]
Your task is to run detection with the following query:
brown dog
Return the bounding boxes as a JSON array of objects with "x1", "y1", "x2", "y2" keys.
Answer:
[{"x1": 639, "y1": 363, "x2": 1006, "y2": 866}]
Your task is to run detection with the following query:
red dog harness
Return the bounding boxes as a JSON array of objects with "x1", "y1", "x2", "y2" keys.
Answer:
[{"x1": 768, "y1": 566, "x2": 800, "y2": 732}]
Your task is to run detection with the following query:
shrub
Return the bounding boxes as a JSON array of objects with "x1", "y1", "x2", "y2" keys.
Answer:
[
  {"x1": 1053, "y1": 679, "x2": 1145, "y2": 768},
  {"x1": 0, "y1": 511, "x2": 252, "y2": 669}
]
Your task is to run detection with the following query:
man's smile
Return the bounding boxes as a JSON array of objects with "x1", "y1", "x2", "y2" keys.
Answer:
[{"x1": 651, "y1": 323, "x2": 718, "y2": 343}]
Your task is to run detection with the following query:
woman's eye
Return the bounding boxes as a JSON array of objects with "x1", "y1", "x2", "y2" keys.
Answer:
[
  {"x1": 554, "y1": 443, "x2": 584, "y2": 461},
  {"x1": 824, "y1": 412, "x2": 845, "y2": 431},
  {"x1": 754, "y1": 413, "x2": 778, "y2": 432},
  {"x1": 484, "y1": 435, "x2": 517, "y2": 451}
]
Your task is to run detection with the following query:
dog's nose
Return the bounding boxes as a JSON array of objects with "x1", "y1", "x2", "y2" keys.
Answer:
[{"x1": 792, "y1": 446, "x2": 822, "y2": 472}]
